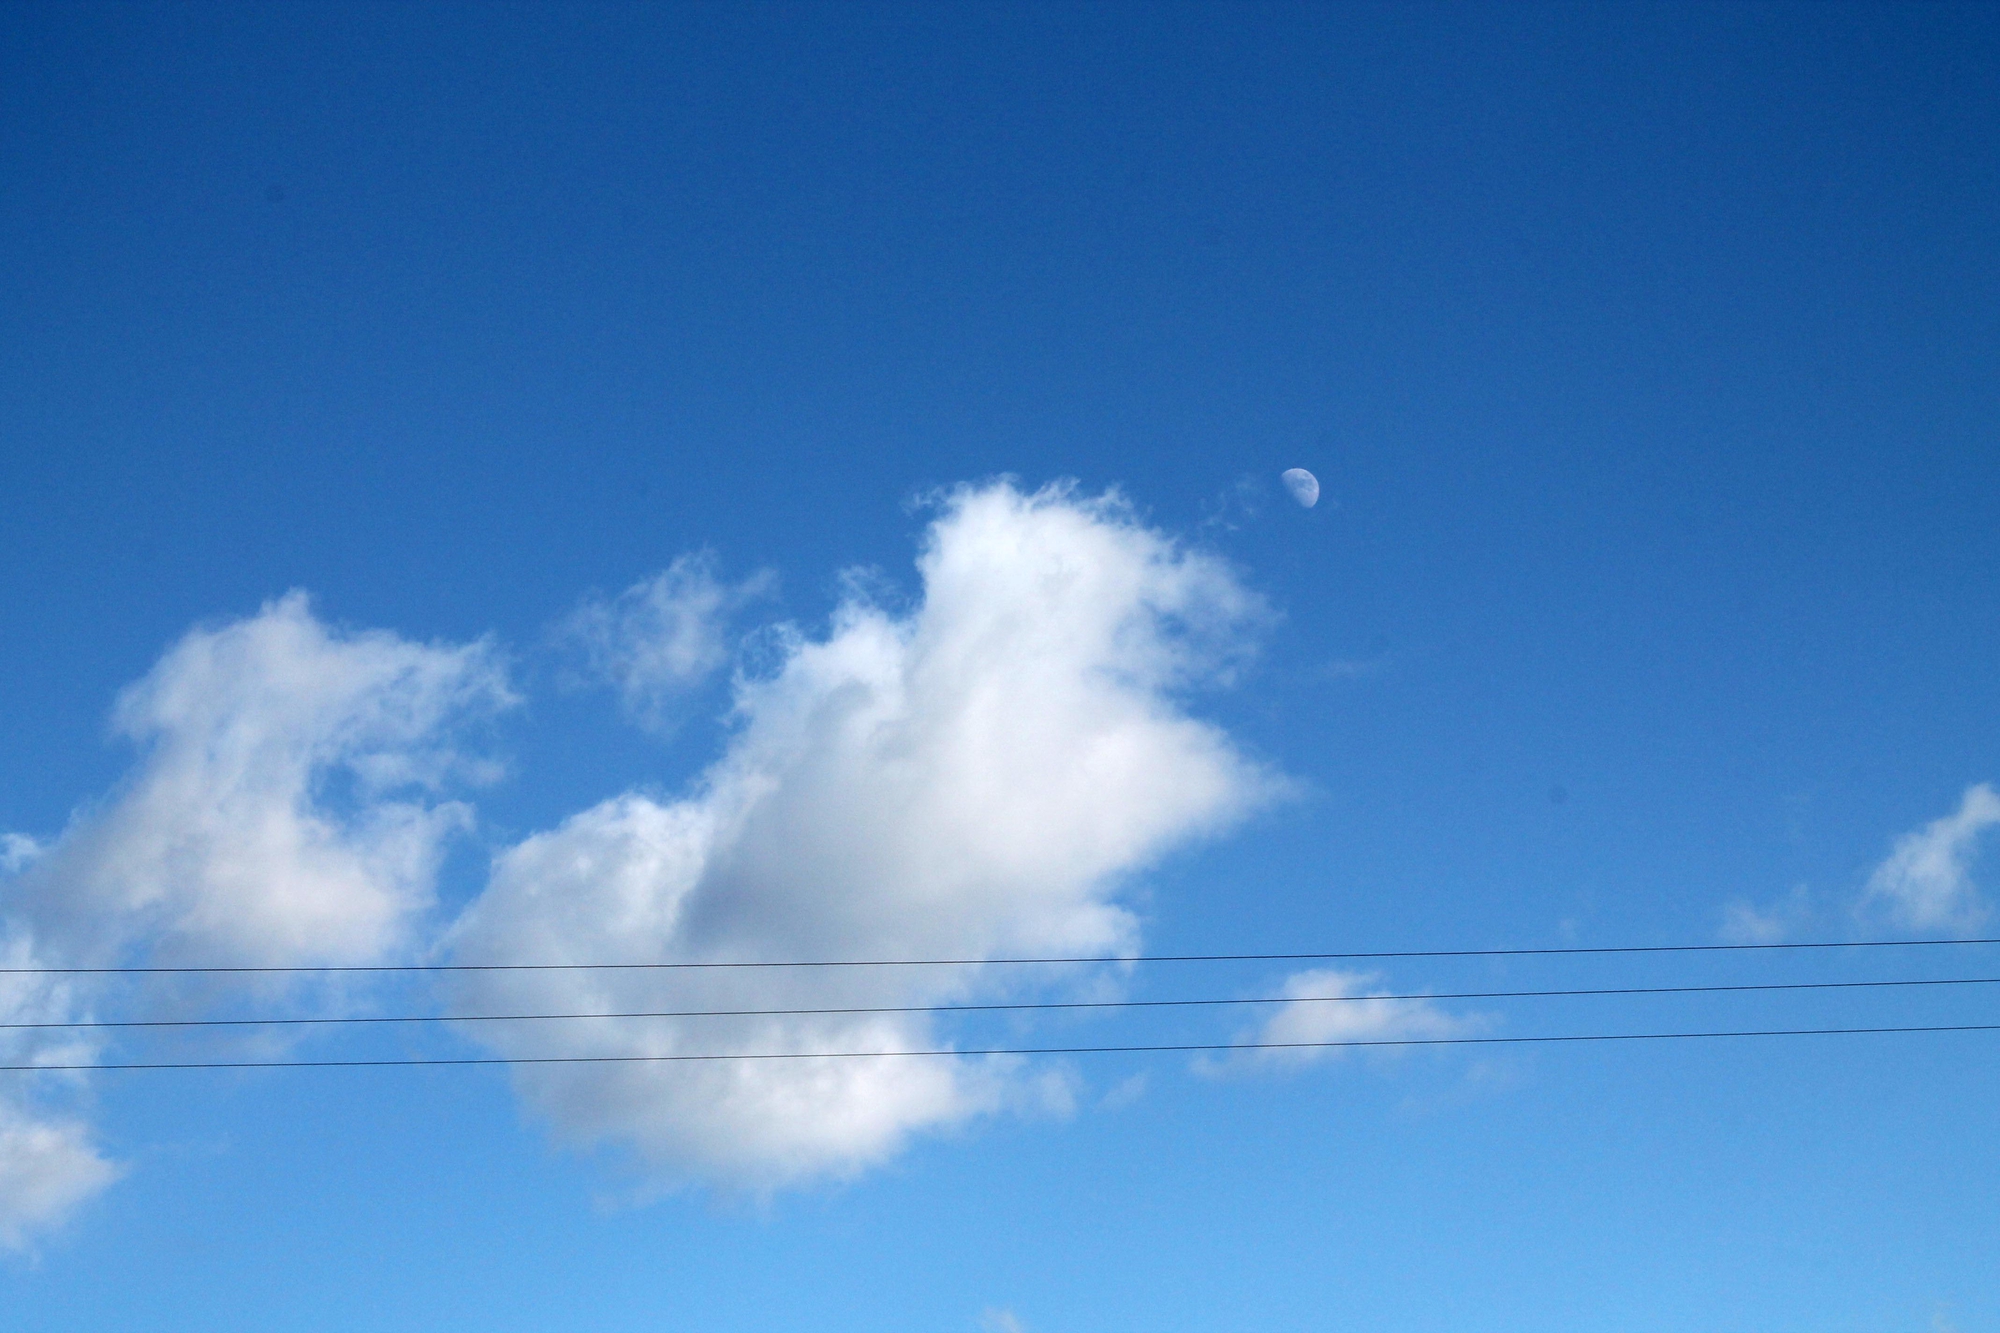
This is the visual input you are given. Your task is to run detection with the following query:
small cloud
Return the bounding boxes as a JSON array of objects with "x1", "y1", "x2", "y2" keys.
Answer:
[
  {"x1": 1201, "y1": 969, "x2": 1489, "y2": 1075},
  {"x1": 980, "y1": 1310, "x2": 1027, "y2": 1333},
  {"x1": 1200, "y1": 474, "x2": 1266, "y2": 532},
  {"x1": 1099, "y1": 1073, "x2": 1148, "y2": 1110},
  {"x1": 1007, "y1": 1065, "x2": 1081, "y2": 1122},
  {"x1": 0, "y1": 834, "x2": 40, "y2": 875},
  {"x1": 1322, "y1": 655, "x2": 1389, "y2": 681},
  {"x1": 1720, "y1": 884, "x2": 1813, "y2": 944},
  {"x1": 562, "y1": 552, "x2": 775, "y2": 733},
  {"x1": 0, "y1": 1104, "x2": 122, "y2": 1252},
  {"x1": 1858, "y1": 784, "x2": 2000, "y2": 935}
]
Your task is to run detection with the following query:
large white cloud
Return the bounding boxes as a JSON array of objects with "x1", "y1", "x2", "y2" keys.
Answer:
[
  {"x1": 1860, "y1": 783, "x2": 2000, "y2": 935},
  {"x1": 447, "y1": 481, "x2": 1283, "y2": 1189},
  {"x1": 0, "y1": 593, "x2": 510, "y2": 1247}
]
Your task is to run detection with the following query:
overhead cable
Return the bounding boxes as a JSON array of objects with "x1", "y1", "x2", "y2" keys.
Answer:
[
  {"x1": 6, "y1": 1023, "x2": 1998, "y2": 1072},
  {"x1": 5, "y1": 974, "x2": 1997, "y2": 1031},
  {"x1": 4, "y1": 936, "x2": 1997, "y2": 976}
]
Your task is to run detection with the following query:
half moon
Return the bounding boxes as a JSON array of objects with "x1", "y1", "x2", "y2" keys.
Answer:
[{"x1": 1281, "y1": 468, "x2": 1320, "y2": 508}]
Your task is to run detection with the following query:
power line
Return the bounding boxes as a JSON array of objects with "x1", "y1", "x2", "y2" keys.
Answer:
[
  {"x1": 6, "y1": 974, "x2": 1997, "y2": 1031},
  {"x1": 5, "y1": 1023, "x2": 1997, "y2": 1072},
  {"x1": 4, "y1": 936, "x2": 1996, "y2": 976}
]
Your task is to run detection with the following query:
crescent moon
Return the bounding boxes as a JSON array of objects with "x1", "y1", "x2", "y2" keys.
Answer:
[{"x1": 1281, "y1": 468, "x2": 1319, "y2": 508}]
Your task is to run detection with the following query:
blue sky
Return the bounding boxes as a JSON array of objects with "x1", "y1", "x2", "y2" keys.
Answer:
[{"x1": 3, "y1": 3, "x2": 1997, "y2": 1328}]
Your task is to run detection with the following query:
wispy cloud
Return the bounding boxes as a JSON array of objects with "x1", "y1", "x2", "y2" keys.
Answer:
[
  {"x1": 1199, "y1": 473, "x2": 1266, "y2": 531},
  {"x1": 1858, "y1": 784, "x2": 1999, "y2": 936},
  {"x1": 1099, "y1": 1072, "x2": 1148, "y2": 1110},
  {"x1": 1202, "y1": 969, "x2": 1486, "y2": 1074},
  {"x1": 1321, "y1": 655, "x2": 1390, "y2": 681},
  {"x1": 0, "y1": 835, "x2": 39, "y2": 875},
  {"x1": 447, "y1": 481, "x2": 1284, "y2": 1190},
  {"x1": 1720, "y1": 884, "x2": 1813, "y2": 944},
  {"x1": 562, "y1": 553, "x2": 775, "y2": 732},
  {"x1": 0, "y1": 1103, "x2": 121, "y2": 1252}
]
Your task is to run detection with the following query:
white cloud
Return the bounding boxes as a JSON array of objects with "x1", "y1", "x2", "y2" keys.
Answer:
[
  {"x1": 1720, "y1": 884, "x2": 1813, "y2": 944},
  {"x1": 1859, "y1": 783, "x2": 2000, "y2": 936},
  {"x1": 980, "y1": 1310, "x2": 1028, "y2": 1333},
  {"x1": 12, "y1": 591, "x2": 512, "y2": 968},
  {"x1": 447, "y1": 481, "x2": 1282, "y2": 1190},
  {"x1": 1205, "y1": 969, "x2": 1484, "y2": 1073},
  {"x1": 0, "y1": 593, "x2": 510, "y2": 1247},
  {"x1": 1199, "y1": 473, "x2": 1265, "y2": 532},
  {"x1": 0, "y1": 1101, "x2": 120, "y2": 1252},
  {"x1": 1099, "y1": 1072, "x2": 1148, "y2": 1110},
  {"x1": 565, "y1": 553, "x2": 775, "y2": 732},
  {"x1": 0, "y1": 835, "x2": 39, "y2": 875},
  {"x1": 0, "y1": 928, "x2": 117, "y2": 1250}
]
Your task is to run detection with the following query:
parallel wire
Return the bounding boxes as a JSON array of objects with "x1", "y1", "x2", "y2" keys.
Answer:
[
  {"x1": 6, "y1": 1023, "x2": 1999, "y2": 1072},
  {"x1": 5, "y1": 936, "x2": 1998, "y2": 976},
  {"x1": 8, "y1": 939, "x2": 1993, "y2": 1074},
  {"x1": 5, "y1": 974, "x2": 1998, "y2": 1031}
]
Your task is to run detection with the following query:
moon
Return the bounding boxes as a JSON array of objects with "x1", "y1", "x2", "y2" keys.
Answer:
[{"x1": 1281, "y1": 468, "x2": 1319, "y2": 508}]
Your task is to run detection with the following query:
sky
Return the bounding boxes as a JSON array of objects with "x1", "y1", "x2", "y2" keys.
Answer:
[{"x1": 2, "y1": 2, "x2": 1998, "y2": 1328}]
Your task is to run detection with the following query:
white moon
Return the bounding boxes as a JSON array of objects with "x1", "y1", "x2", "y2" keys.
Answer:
[{"x1": 1281, "y1": 467, "x2": 1319, "y2": 508}]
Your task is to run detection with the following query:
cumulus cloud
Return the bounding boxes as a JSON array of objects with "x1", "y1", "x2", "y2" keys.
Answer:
[
  {"x1": 11, "y1": 591, "x2": 511, "y2": 968},
  {"x1": 447, "y1": 481, "x2": 1282, "y2": 1190},
  {"x1": 0, "y1": 483, "x2": 1285, "y2": 1228},
  {"x1": 564, "y1": 553, "x2": 775, "y2": 732},
  {"x1": 1859, "y1": 784, "x2": 2000, "y2": 935},
  {"x1": 0, "y1": 592, "x2": 510, "y2": 1246},
  {"x1": 1204, "y1": 969, "x2": 1484, "y2": 1074}
]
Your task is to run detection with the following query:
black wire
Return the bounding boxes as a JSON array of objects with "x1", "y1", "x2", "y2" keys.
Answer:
[
  {"x1": 6, "y1": 1023, "x2": 1998, "y2": 1071},
  {"x1": 6, "y1": 974, "x2": 1997, "y2": 1030},
  {"x1": 4, "y1": 936, "x2": 1997, "y2": 976}
]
